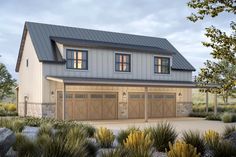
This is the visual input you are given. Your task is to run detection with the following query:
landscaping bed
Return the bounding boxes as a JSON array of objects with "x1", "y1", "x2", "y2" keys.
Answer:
[{"x1": 0, "y1": 117, "x2": 236, "y2": 157}]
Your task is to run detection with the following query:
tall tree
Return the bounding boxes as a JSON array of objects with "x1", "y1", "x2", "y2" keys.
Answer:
[
  {"x1": 0, "y1": 63, "x2": 16, "y2": 101},
  {"x1": 187, "y1": 0, "x2": 236, "y2": 103}
]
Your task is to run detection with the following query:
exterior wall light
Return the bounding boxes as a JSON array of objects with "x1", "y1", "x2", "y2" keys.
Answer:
[{"x1": 24, "y1": 96, "x2": 29, "y2": 102}]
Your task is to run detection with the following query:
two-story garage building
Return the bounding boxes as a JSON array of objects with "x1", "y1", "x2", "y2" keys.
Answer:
[{"x1": 16, "y1": 22, "x2": 196, "y2": 121}]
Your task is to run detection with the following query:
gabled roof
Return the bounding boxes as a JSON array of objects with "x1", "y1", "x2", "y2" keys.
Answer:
[{"x1": 15, "y1": 21, "x2": 196, "y2": 72}]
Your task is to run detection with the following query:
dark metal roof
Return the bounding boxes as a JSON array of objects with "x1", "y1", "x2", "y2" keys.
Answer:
[
  {"x1": 46, "y1": 76, "x2": 196, "y2": 88},
  {"x1": 15, "y1": 21, "x2": 196, "y2": 72}
]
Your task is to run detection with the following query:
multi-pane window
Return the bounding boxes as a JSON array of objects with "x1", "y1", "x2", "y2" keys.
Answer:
[
  {"x1": 115, "y1": 53, "x2": 131, "y2": 72},
  {"x1": 66, "y1": 49, "x2": 88, "y2": 70},
  {"x1": 154, "y1": 57, "x2": 170, "y2": 74}
]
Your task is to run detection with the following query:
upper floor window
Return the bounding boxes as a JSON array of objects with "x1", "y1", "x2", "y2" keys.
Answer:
[
  {"x1": 66, "y1": 49, "x2": 88, "y2": 70},
  {"x1": 26, "y1": 59, "x2": 29, "y2": 67},
  {"x1": 154, "y1": 57, "x2": 170, "y2": 74},
  {"x1": 115, "y1": 53, "x2": 131, "y2": 72}
]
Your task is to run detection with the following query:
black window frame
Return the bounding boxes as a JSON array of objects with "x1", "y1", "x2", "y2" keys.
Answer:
[
  {"x1": 66, "y1": 49, "x2": 88, "y2": 70},
  {"x1": 154, "y1": 56, "x2": 170, "y2": 74},
  {"x1": 115, "y1": 53, "x2": 131, "y2": 72}
]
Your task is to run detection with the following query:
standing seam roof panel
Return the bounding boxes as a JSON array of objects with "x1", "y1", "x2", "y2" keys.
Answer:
[{"x1": 22, "y1": 22, "x2": 195, "y2": 71}]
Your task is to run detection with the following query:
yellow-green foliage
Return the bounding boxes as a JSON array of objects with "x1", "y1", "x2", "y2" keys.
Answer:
[
  {"x1": 203, "y1": 130, "x2": 220, "y2": 146},
  {"x1": 95, "y1": 127, "x2": 115, "y2": 148},
  {"x1": 4, "y1": 103, "x2": 16, "y2": 112},
  {"x1": 123, "y1": 131, "x2": 153, "y2": 157},
  {"x1": 167, "y1": 141, "x2": 200, "y2": 157}
]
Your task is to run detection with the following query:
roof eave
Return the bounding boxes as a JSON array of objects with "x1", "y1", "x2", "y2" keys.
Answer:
[{"x1": 15, "y1": 24, "x2": 28, "y2": 72}]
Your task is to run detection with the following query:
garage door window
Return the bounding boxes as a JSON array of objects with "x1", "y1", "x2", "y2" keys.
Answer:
[
  {"x1": 105, "y1": 94, "x2": 116, "y2": 98},
  {"x1": 91, "y1": 94, "x2": 103, "y2": 99},
  {"x1": 75, "y1": 94, "x2": 88, "y2": 99}
]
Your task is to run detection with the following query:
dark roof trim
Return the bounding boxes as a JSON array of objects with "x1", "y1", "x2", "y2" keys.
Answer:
[
  {"x1": 171, "y1": 68, "x2": 196, "y2": 72},
  {"x1": 50, "y1": 36, "x2": 175, "y2": 55},
  {"x1": 15, "y1": 24, "x2": 27, "y2": 72},
  {"x1": 46, "y1": 76, "x2": 197, "y2": 88}
]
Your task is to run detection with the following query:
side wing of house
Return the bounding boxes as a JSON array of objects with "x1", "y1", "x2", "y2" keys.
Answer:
[{"x1": 17, "y1": 31, "x2": 43, "y2": 117}]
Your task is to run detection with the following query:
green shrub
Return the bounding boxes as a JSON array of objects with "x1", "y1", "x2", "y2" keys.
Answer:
[
  {"x1": 182, "y1": 130, "x2": 205, "y2": 155},
  {"x1": 39, "y1": 126, "x2": 93, "y2": 157},
  {"x1": 13, "y1": 133, "x2": 29, "y2": 151},
  {"x1": 100, "y1": 148, "x2": 129, "y2": 157},
  {"x1": 82, "y1": 124, "x2": 96, "y2": 137},
  {"x1": 42, "y1": 134, "x2": 89, "y2": 157},
  {"x1": 4, "y1": 103, "x2": 17, "y2": 112},
  {"x1": 85, "y1": 141, "x2": 98, "y2": 157},
  {"x1": 203, "y1": 130, "x2": 220, "y2": 148},
  {"x1": 95, "y1": 127, "x2": 115, "y2": 148},
  {"x1": 0, "y1": 119, "x2": 25, "y2": 132},
  {"x1": 166, "y1": 141, "x2": 200, "y2": 157},
  {"x1": 123, "y1": 131, "x2": 154, "y2": 157},
  {"x1": 25, "y1": 117, "x2": 44, "y2": 127},
  {"x1": 117, "y1": 127, "x2": 140, "y2": 145},
  {"x1": 15, "y1": 135, "x2": 40, "y2": 157},
  {"x1": 205, "y1": 114, "x2": 221, "y2": 121},
  {"x1": 210, "y1": 140, "x2": 236, "y2": 157},
  {"x1": 222, "y1": 125, "x2": 236, "y2": 138},
  {"x1": 189, "y1": 112, "x2": 208, "y2": 117},
  {"x1": 37, "y1": 124, "x2": 53, "y2": 137},
  {"x1": 221, "y1": 112, "x2": 236, "y2": 123},
  {"x1": 147, "y1": 122, "x2": 178, "y2": 152},
  {"x1": 0, "y1": 110, "x2": 18, "y2": 116}
]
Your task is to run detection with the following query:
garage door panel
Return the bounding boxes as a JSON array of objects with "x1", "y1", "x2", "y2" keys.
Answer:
[
  {"x1": 57, "y1": 92, "x2": 63, "y2": 120},
  {"x1": 57, "y1": 92, "x2": 118, "y2": 120},
  {"x1": 128, "y1": 93, "x2": 144, "y2": 119},
  {"x1": 149, "y1": 94, "x2": 164, "y2": 118},
  {"x1": 74, "y1": 93, "x2": 88, "y2": 120},
  {"x1": 163, "y1": 94, "x2": 176, "y2": 117},
  {"x1": 88, "y1": 94, "x2": 103, "y2": 120},
  {"x1": 103, "y1": 94, "x2": 117, "y2": 119}
]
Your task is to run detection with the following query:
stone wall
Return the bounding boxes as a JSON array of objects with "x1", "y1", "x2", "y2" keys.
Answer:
[
  {"x1": 42, "y1": 103, "x2": 56, "y2": 118},
  {"x1": 176, "y1": 102, "x2": 192, "y2": 117},
  {"x1": 17, "y1": 103, "x2": 56, "y2": 118},
  {"x1": 26, "y1": 103, "x2": 42, "y2": 117}
]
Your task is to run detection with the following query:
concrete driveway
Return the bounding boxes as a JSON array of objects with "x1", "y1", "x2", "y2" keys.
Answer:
[{"x1": 84, "y1": 117, "x2": 236, "y2": 135}]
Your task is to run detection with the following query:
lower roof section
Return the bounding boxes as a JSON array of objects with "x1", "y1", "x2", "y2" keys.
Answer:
[{"x1": 46, "y1": 76, "x2": 198, "y2": 88}]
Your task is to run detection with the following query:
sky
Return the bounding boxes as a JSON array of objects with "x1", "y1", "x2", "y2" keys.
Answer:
[{"x1": 0, "y1": 0, "x2": 234, "y2": 79}]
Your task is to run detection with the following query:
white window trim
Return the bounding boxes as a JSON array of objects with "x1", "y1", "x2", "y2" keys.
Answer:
[
  {"x1": 153, "y1": 54, "x2": 172, "y2": 75},
  {"x1": 113, "y1": 51, "x2": 133, "y2": 74}
]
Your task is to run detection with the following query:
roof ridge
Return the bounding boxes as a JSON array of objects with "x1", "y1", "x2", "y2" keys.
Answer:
[{"x1": 25, "y1": 21, "x2": 167, "y2": 40}]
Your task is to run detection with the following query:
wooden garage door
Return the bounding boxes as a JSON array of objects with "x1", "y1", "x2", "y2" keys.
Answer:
[
  {"x1": 149, "y1": 93, "x2": 176, "y2": 118},
  {"x1": 163, "y1": 94, "x2": 176, "y2": 117},
  {"x1": 127, "y1": 92, "x2": 176, "y2": 119},
  {"x1": 56, "y1": 92, "x2": 63, "y2": 120},
  {"x1": 88, "y1": 93, "x2": 103, "y2": 120},
  {"x1": 128, "y1": 93, "x2": 144, "y2": 119},
  {"x1": 57, "y1": 92, "x2": 117, "y2": 120},
  {"x1": 103, "y1": 93, "x2": 117, "y2": 119},
  {"x1": 74, "y1": 93, "x2": 88, "y2": 120},
  {"x1": 148, "y1": 94, "x2": 164, "y2": 118}
]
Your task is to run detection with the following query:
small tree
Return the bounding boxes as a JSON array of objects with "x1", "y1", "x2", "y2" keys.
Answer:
[
  {"x1": 197, "y1": 60, "x2": 236, "y2": 104},
  {"x1": 0, "y1": 63, "x2": 16, "y2": 101},
  {"x1": 187, "y1": 0, "x2": 236, "y2": 103}
]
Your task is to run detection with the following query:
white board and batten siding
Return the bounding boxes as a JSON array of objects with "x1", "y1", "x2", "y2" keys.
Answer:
[{"x1": 42, "y1": 45, "x2": 192, "y2": 81}]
